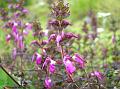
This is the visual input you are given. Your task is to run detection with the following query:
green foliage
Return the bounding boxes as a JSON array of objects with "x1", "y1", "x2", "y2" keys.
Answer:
[{"x1": 0, "y1": 67, "x2": 17, "y2": 88}]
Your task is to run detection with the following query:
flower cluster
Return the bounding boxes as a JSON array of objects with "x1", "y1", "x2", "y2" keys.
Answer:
[{"x1": 30, "y1": 1, "x2": 87, "y2": 88}]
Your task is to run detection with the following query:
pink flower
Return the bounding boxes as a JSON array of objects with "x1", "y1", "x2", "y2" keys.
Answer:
[
  {"x1": 112, "y1": 34, "x2": 116, "y2": 44},
  {"x1": 42, "y1": 57, "x2": 56, "y2": 74},
  {"x1": 25, "y1": 23, "x2": 32, "y2": 30},
  {"x1": 56, "y1": 35, "x2": 62, "y2": 43},
  {"x1": 22, "y1": 9, "x2": 29, "y2": 14},
  {"x1": 73, "y1": 53, "x2": 86, "y2": 69},
  {"x1": 64, "y1": 32, "x2": 78, "y2": 39},
  {"x1": 91, "y1": 71, "x2": 103, "y2": 80},
  {"x1": 32, "y1": 53, "x2": 42, "y2": 65},
  {"x1": 48, "y1": 34, "x2": 56, "y2": 42},
  {"x1": 6, "y1": 34, "x2": 11, "y2": 43},
  {"x1": 61, "y1": 20, "x2": 71, "y2": 28},
  {"x1": 44, "y1": 77, "x2": 52, "y2": 89},
  {"x1": 36, "y1": 53, "x2": 42, "y2": 65},
  {"x1": 12, "y1": 48, "x2": 17, "y2": 60},
  {"x1": 12, "y1": 24, "x2": 18, "y2": 34},
  {"x1": 23, "y1": 29, "x2": 29, "y2": 35},
  {"x1": 18, "y1": 36, "x2": 24, "y2": 49},
  {"x1": 42, "y1": 57, "x2": 51, "y2": 69},
  {"x1": 56, "y1": 35, "x2": 62, "y2": 46},
  {"x1": 63, "y1": 55, "x2": 76, "y2": 74},
  {"x1": 49, "y1": 60, "x2": 56, "y2": 74}
]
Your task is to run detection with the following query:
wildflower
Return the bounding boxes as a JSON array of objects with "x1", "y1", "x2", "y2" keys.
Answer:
[
  {"x1": 25, "y1": 23, "x2": 32, "y2": 30},
  {"x1": 32, "y1": 53, "x2": 42, "y2": 65},
  {"x1": 64, "y1": 32, "x2": 78, "y2": 39},
  {"x1": 6, "y1": 34, "x2": 11, "y2": 43},
  {"x1": 22, "y1": 9, "x2": 29, "y2": 14},
  {"x1": 12, "y1": 48, "x2": 17, "y2": 60},
  {"x1": 18, "y1": 36, "x2": 24, "y2": 49},
  {"x1": 56, "y1": 35, "x2": 62, "y2": 46},
  {"x1": 42, "y1": 57, "x2": 51, "y2": 69},
  {"x1": 36, "y1": 53, "x2": 42, "y2": 65},
  {"x1": 41, "y1": 40, "x2": 48, "y2": 45},
  {"x1": 63, "y1": 55, "x2": 76, "y2": 74},
  {"x1": 73, "y1": 53, "x2": 86, "y2": 69},
  {"x1": 61, "y1": 20, "x2": 71, "y2": 28},
  {"x1": 48, "y1": 34, "x2": 56, "y2": 42},
  {"x1": 44, "y1": 77, "x2": 52, "y2": 89},
  {"x1": 12, "y1": 24, "x2": 18, "y2": 34},
  {"x1": 23, "y1": 29, "x2": 29, "y2": 35},
  {"x1": 91, "y1": 71, "x2": 103, "y2": 80},
  {"x1": 49, "y1": 20, "x2": 59, "y2": 29},
  {"x1": 49, "y1": 60, "x2": 56, "y2": 74}
]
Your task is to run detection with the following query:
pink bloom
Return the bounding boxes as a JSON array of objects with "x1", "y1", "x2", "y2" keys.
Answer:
[
  {"x1": 12, "y1": 48, "x2": 17, "y2": 60},
  {"x1": 36, "y1": 53, "x2": 42, "y2": 65},
  {"x1": 64, "y1": 32, "x2": 78, "y2": 39},
  {"x1": 32, "y1": 53, "x2": 42, "y2": 65},
  {"x1": 22, "y1": 9, "x2": 29, "y2": 14},
  {"x1": 112, "y1": 34, "x2": 116, "y2": 44},
  {"x1": 56, "y1": 35, "x2": 62, "y2": 43},
  {"x1": 41, "y1": 40, "x2": 48, "y2": 45},
  {"x1": 56, "y1": 35, "x2": 62, "y2": 46},
  {"x1": 44, "y1": 77, "x2": 52, "y2": 89},
  {"x1": 73, "y1": 53, "x2": 86, "y2": 69},
  {"x1": 12, "y1": 24, "x2": 18, "y2": 34},
  {"x1": 48, "y1": 34, "x2": 56, "y2": 42},
  {"x1": 91, "y1": 71, "x2": 103, "y2": 80},
  {"x1": 42, "y1": 57, "x2": 51, "y2": 69},
  {"x1": 23, "y1": 29, "x2": 29, "y2": 35},
  {"x1": 6, "y1": 34, "x2": 11, "y2": 43},
  {"x1": 18, "y1": 36, "x2": 24, "y2": 49},
  {"x1": 61, "y1": 20, "x2": 71, "y2": 28},
  {"x1": 63, "y1": 55, "x2": 76, "y2": 74},
  {"x1": 49, "y1": 60, "x2": 56, "y2": 74},
  {"x1": 25, "y1": 23, "x2": 32, "y2": 30}
]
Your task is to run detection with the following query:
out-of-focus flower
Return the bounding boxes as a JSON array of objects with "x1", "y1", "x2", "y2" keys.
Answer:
[
  {"x1": 48, "y1": 34, "x2": 56, "y2": 42},
  {"x1": 6, "y1": 34, "x2": 11, "y2": 43},
  {"x1": 56, "y1": 35, "x2": 62, "y2": 46},
  {"x1": 12, "y1": 25, "x2": 18, "y2": 34},
  {"x1": 41, "y1": 40, "x2": 48, "y2": 45},
  {"x1": 91, "y1": 71, "x2": 103, "y2": 80},
  {"x1": 12, "y1": 48, "x2": 17, "y2": 60},
  {"x1": 56, "y1": 35, "x2": 62, "y2": 43},
  {"x1": 14, "y1": 12, "x2": 20, "y2": 18},
  {"x1": 73, "y1": 53, "x2": 86, "y2": 69},
  {"x1": 49, "y1": 20, "x2": 59, "y2": 29},
  {"x1": 42, "y1": 57, "x2": 51, "y2": 69},
  {"x1": 49, "y1": 60, "x2": 56, "y2": 74},
  {"x1": 32, "y1": 52, "x2": 42, "y2": 65},
  {"x1": 64, "y1": 32, "x2": 78, "y2": 39},
  {"x1": 44, "y1": 77, "x2": 52, "y2": 89},
  {"x1": 25, "y1": 23, "x2": 32, "y2": 30},
  {"x1": 22, "y1": 9, "x2": 29, "y2": 14},
  {"x1": 18, "y1": 36, "x2": 24, "y2": 49},
  {"x1": 63, "y1": 55, "x2": 76, "y2": 74},
  {"x1": 36, "y1": 53, "x2": 42, "y2": 65},
  {"x1": 112, "y1": 34, "x2": 116, "y2": 44},
  {"x1": 30, "y1": 40, "x2": 40, "y2": 46},
  {"x1": 23, "y1": 29, "x2": 29, "y2": 35},
  {"x1": 61, "y1": 20, "x2": 71, "y2": 28}
]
